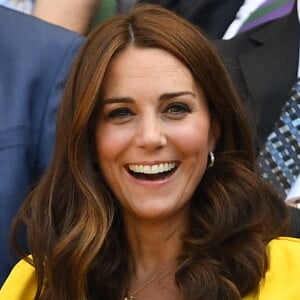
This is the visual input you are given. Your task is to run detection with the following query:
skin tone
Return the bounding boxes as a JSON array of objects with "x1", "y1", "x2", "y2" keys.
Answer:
[
  {"x1": 95, "y1": 46, "x2": 218, "y2": 299},
  {"x1": 33, "y1": 0, "x2": 101, "y2": 35}
]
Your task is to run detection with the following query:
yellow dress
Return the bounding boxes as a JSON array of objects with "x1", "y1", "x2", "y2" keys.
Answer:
[{"x1": 1, "y1": 237, "x2": 300, "y2": 300}]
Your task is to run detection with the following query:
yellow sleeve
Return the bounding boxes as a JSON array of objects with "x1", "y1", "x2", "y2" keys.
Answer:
[
  {"x1": 0, "y1": 259, "x2": 36, "y2": 300},
  {"x1": 244, "y1": 237, "x2": 300, "y2": 300}
]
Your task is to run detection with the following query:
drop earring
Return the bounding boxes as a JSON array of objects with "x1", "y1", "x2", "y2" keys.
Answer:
[{"x1": 208, "y1": 151, "x2": 215, "y2": 168}]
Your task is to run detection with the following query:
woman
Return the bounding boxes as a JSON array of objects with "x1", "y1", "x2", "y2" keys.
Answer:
[{"x1": 1, "y1": 4, "x2": 300, "y2": 300}]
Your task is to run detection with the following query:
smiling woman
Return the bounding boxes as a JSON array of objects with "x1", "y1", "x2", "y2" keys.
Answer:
[
  {"x1": 95, "y1": 45, "x2": 215, "y2": 221},
  {"x1": 1, "y1": 3, "x2": 300, "y2": 300}
]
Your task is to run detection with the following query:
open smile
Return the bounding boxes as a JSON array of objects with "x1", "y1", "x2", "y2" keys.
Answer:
[{"x1": 126, "y1": 162, "x2": 179, "y2": 180}]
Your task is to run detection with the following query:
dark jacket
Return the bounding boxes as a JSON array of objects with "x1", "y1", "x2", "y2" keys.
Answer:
[
  {"x1": 0, "y1": 6, "x2": 83, "y2": 284},
  {"x1": 138, "y1": 0, "x2": 244, "y2": 38},
  {"x1": 214, "y1": 3, "x2": 300, "y2": 237}
]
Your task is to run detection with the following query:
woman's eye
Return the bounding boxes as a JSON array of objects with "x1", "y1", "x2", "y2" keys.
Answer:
[
  {"x1": 107, "y1": 108, "x2": 134, "y2": 119},
  {"x1": 166, "y1": 103, "x2": 191, "y2": 114}
]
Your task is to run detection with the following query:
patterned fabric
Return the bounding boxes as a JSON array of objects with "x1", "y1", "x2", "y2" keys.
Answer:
[
  {"x1": 258, "y1": 79, "x2": 300, "y2": 198},
  {"x1": 0, "y1": 0, "x2": 34, "y2": 14},
  {"x1": 238, "y1": 0, "x2": 294, "y2": 33}
]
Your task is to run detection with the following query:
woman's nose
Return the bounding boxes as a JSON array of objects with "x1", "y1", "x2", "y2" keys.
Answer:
[{"x1": 135, "y1": 115, "x2": 167, "y2": 150}]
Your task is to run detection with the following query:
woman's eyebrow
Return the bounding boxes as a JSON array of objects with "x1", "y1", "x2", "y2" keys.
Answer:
[
  {"x1": 101, "y1": 97, "x2": 134, "y2": 105},
  {"x1": 159, "y1": 91, "x2": 196, "y2": 100},
  {"x1": 102, "y1": 91, "x2": 196, "y2": 105}
]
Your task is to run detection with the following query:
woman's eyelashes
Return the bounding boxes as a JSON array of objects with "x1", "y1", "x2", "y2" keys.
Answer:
[
  {"x1": 103, "y1": 101, "x2": 193, "y2": 122},
  {"x1": 107, "y1": 107, "x2": 135, "y2": 120},
  {"x1": 165, "y1": 102, "x2": 192, "y2": 116}
]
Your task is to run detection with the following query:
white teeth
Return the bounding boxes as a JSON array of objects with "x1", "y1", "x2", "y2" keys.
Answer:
[{"x1": 128, "y1": 162, "x2": 176, "y2": 174}]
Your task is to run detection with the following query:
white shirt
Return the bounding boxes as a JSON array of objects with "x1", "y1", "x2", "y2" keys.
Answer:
[
  {"x1": 0, "y1": 0, "x2": 34, "y2": 14},
  {"x1": 223, "y1": 0, "x2": 266, "y2": 39}
]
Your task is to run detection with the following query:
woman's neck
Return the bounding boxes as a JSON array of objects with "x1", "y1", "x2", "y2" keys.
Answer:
[
  {"x1": 122, "y1": 214, "x2": 188, "y2": 300},
  {"x1": 123, "y1": 210, "x2": 189, "y2": 278}
]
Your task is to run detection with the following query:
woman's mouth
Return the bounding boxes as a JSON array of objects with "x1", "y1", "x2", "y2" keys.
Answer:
[{"x1": 126, "y1": 162, "x2": 179, "y2": 180}]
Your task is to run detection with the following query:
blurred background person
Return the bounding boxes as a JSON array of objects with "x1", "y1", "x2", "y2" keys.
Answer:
[
  {"x1": 0, "y1": 5, "x2": 83, "y2": 285},
  {"x1": 215, "y1": 0, "x2": 300, "y2": 234},
  {"x1": 137, "y1": 0, "x2": 294, "y2": 39},
  {"x1": 0, "y1": 0, "x2": 114, "y2": 35},
  {"x1": 33, "y1": 0, "x2": 102, "y2": 35},
  {"x1": 215, "y1": 0, "x2": 299, "y2": 204}
]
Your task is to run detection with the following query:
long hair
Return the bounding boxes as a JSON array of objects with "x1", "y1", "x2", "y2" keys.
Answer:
[{"x1": 12, "y1": 4, "x2": 288, "y2": 299}]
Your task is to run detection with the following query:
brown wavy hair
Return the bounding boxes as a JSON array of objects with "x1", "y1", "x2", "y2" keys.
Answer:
[{"x1": 12, "y1": 4, "x2": 288, "y2": 299}]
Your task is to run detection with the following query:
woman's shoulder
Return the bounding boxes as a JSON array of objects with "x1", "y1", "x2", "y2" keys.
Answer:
[
  {"x1": 2, "y1": 238, "x2": 300, "y2": 300},
  {"x1": 243, "y1": 237, "x2": 300, "y2": 300},
  {"x1": 268, "y1": 236, "x2": 300, "y2": 251},
  {"x1": 0, "y1": 257, "x2": 36, "y2": 300}
]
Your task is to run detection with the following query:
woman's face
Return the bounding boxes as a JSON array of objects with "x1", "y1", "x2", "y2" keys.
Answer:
[{"x1": 95, "y1": 46, "x2": 217, "y2": 222}]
